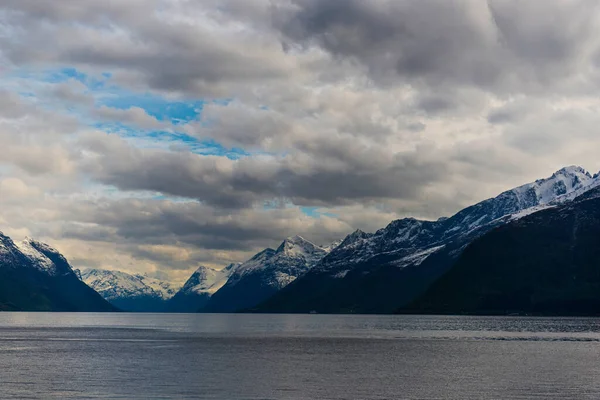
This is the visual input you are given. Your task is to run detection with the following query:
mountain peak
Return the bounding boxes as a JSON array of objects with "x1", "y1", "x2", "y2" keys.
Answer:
[
  {"x1": 180, "y1": 264, "x2": 236, "y2": 295},
  {"x1": 224, "y1": 262, "x2": 241, "y2": 271},
  {"x1": 277, "y1": 235, "x2": 319, "y2": 254},
  {"x1": 505, "y1": 165, "x2": 594, "y2": 208},
  {"x1": 384, "y1": 217, "x2": 421, "y2": 231},
  {"x1": 551, "y1": 165, "x2": 592, "y2": 180},
  {"x1": 555, "y1": 165, "x2": 590, "y2": 175},
  {"x1": 22, "y1": 236, "x2": 57, "y2": 252},
  {"x1": 283, "y1": 235, "x2": 309, "y2": 245},
  {"x1": 192, "y1": 264, "x2": 214, "y2": 274},
  {"x1": 338, "y1": 229, "x2": 372, "y2": 248},
  {"x1": 15, "y1": 238, "x2": 62, "y2": 275}
]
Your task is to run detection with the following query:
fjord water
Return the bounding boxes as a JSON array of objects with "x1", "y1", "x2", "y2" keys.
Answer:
[{"x1": 2, "y1": 314, "x2": 600, "y2": 399}]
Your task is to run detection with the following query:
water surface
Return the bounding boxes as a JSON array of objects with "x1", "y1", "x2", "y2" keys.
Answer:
[{"x1": 2, "y1": 313, "x2": 600, "y2": 399}]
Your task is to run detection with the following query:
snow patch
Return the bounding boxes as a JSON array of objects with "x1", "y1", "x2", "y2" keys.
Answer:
[
  {"x1": 16, "y1": 239, "x2": 58, "y2": 275},
  {"x1": 81, "y1": 269, "x2": 178, "y2": 301},
  {"x1": 181, "y1": 264, "x2": 239, "y2": 296},
  {"x1": 393, "y1": 245, "x2": 445, "y2": 268}
]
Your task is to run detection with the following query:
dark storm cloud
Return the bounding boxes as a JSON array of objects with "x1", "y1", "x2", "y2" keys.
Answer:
[
  {"x1": 53, "y1": 197, "x2": 351, "y2": 263},
  {"x1": 0, "y1": 0, "x2": 288, "y2": 97},
  {"x1": 275, "y1": 0, "x2": 598, "y2": 94},
  {"x1": 80, "y1": 133, "x2": 446, "y2": 209}
]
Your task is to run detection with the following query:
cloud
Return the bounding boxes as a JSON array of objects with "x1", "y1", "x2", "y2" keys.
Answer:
[
  {"x1": 0, "y1": 177, "x2": 41, "y2": 201},
  {"x1": 275, "y1": 0, "x2": 600, "y2": 95},
  {"x1": 78, "y1": 131, "x2": 448, "y2": 209},
  {"x1": 1, "y1": 0, "x2": 296, "y2": 97},
  {"x1": 2, "y1": 0, "x2": 600, "y2": 282}
]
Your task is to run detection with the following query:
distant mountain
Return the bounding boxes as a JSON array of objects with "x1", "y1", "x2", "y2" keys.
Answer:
[
  {"x1": 403, "y1": 187, "x2": 600, "y2": 315},
  {"x1": 165, "y1": 263, "x2": 239, "y2": 312},
  {"x1": 203, "y1": 236, "x2": 333, "y2": 312},
  {"x1": 80, "y1": 269, "x2": 178, "y2": 312},
  {"x1": 255, "y1": 166, "x2": 598, "y2": 314},
  {"x1": 0, "y1": 234, "x2": 116, "y2": 311}
]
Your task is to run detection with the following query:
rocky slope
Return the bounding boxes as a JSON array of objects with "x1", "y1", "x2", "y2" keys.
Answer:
[
  {"x1": 254, "y1": 166, "x2": 598, "y2": 313},
  {"x1": 0, "y1": 235, "x2": 116, "y2": 311}
]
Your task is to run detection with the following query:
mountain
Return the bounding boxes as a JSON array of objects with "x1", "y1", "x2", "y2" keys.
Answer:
[
  {"x1": 165, "y1": 263, "x2": 239, "y2": 312},
  {"x1": 0, "y1": 234, "x2": 116, "y2": 311},
  {"x1": 254, "y1": 166, "x2": 597, "y2": 314},
  {"x1": 203, "y1": 235, "x2": 333, "y2": 312},
  {"x1": 403, "y1": 186, "x2": 600, "y2": 315},
  {"x1": 80, "y1": 269, "x2": 178, "y2": 312}
]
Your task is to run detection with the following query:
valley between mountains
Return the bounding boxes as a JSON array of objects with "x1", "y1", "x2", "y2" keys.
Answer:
[{"x1": 3, "y1": 166, "x2": 600, "y2": 315}]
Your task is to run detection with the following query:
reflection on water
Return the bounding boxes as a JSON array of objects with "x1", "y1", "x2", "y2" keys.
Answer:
[{"x1": 1, "y1": 313, "x2": 600, "y2": 399}]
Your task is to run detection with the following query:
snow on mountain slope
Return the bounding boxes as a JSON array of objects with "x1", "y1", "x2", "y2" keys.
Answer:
[
  {"x1": 230, "y1": 235, "x2": 331, "y2": 288},
  {"x1": 0, "y1": 233, "x2": 28, "y2": 267},
  {"x1": 321, "y1": 239, "x2": 344, "y2": 253},
  {"x1": 512, "y1": 166, "x2": 591, "y2": 205},
  {"x1": 165, "y1": 263, "x2": 240, "y2": 312},
  {"x1": 315, "y1": 166, "x2": 598, "y2": 275},
  {"x1": 136, "y1": 274, "x2": 178, "y2": 300},
  {"x1": 179, "y1": 263, "x2": 239, "y2": 296},
  {"x1": 552, "y1": 170, "x2": 600, "y2": 204},
  {"x1": 0, "y1": 232, "x2": 116, "y2": 311},
  {"x1": 507, "y1": 167, "x2": 600, "y2": 221},
  {"x1": 80, "y1": 269, "x2": 177, "y2": 301},
  {"x1": 0, "y1": 234, "x2": 76, "y2": 277},
  {"x1": 16, "y1": 238, "x2": 59, "y2": 275}
]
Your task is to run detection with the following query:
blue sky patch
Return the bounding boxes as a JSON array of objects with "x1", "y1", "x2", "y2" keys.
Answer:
[
  {"x1": 99, "y1": 93, "x2": 205, "y2": 125},
  {"x1": 300, "y1": 206, "x2": 338, "y2": 218},
  {"x1": 7, "y1": 65, "x2": 249, "y2": 161},
  {"x1": 42, "y1": 67, "x2": 108, "y2": 90},
  {"x1": 93, "y1": 122, "x2": 248, "y2": 159}
]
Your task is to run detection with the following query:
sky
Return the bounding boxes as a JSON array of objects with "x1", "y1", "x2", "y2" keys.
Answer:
[{"x1": 2, "y1": 0, "x2": 600, "y2": 283}]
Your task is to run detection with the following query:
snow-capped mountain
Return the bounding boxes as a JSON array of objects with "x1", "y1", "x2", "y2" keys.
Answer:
[
  {"x1": 16, "y1": 238, "x2": 63, "y2": 275},
  {"x1": 404, "y1": 184, "x2": 600, "y2": 315},
  {"x1": 0, "y1": 236, "x2": 79, "y2": 277},
  {"x1": 203, "y1": 235, "x2": 335, "y2": 312},
  {"x1": 80, "y1": 269, "x2": 179, "y2": 312},
  {"x1": 179, "y1": 263, "x2": 239, "y2": 296},
  {"x1": 231, "y1": 235, "x2": 329, "y2": 287},
  {"x1": 325, "y1": 166, "x2": 597, "y2": 273},
  {"x1": 256, "y1": 166, "x2": 600, "y2": 314},
  {"x1": 0, "y1": 232, "x2": 115, "y2": 311},
  {"x1": 165, "y1": 263, "x2": 239, "y2": 312}
]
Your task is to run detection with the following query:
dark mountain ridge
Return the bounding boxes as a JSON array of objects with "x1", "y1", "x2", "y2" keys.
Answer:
[
  {"x1": 0, "y1": 234, "x2": 116, "y2": 312},
  {"x1": 402, "y1": 186, "x2": 600, "y2": 316}
]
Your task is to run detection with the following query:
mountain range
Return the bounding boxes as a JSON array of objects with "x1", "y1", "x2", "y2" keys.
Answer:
[
  {"x1": 78, "y1": 235, "x2": 339, "y2": 313},
  {"x1": 2, "y1": 166, "x2": 600, "y2": 315},
  {"x1": 254, "y1": 166, "x2": 600, "y2": 313}
]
